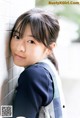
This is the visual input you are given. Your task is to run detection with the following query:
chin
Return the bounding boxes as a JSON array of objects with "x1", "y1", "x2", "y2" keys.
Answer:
[{"x1": 14, "y1": 62, "x2": 25, "y2": 67}]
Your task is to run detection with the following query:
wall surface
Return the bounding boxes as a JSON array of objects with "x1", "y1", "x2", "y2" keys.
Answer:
[{"x1": 0, "y1": 0, "x2": 35, "y2": 115}]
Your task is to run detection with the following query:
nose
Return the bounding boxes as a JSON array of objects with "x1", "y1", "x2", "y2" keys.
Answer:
[{"x1": 16, "y1": 40, "x2": 26, "y2": 52}]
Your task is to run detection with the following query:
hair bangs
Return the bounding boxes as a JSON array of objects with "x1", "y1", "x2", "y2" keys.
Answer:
[
  {"x1": 13, "y1": 16, "x2": 30, "y2": 38},
  {"x1": 29, "y1": 16, "x2": 49, "y2": 47}
]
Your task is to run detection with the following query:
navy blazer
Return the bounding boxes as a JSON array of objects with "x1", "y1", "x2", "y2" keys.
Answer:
[{"x1": 13, "y1": 63, "x2": 53, "y2": 118}]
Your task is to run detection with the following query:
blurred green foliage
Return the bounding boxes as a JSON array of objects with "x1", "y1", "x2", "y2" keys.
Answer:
[{"x1": 35, "y1": 0, "x2": 80, "y2": 42}]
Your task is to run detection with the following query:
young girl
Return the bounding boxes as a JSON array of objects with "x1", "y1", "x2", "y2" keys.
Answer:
[{"x1": 10, "y1": 8, "x2": 65, "y2": 118}]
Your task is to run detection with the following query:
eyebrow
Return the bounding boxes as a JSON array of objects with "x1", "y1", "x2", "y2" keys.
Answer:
[
  {"x1": 13, "y1": 30, "x2": 38, "y2": 41},
  {"x1": 27, "y1": 35, "x2": 40, "y2": 43},
  {"x1": 27, "y1": 35, "x2": 34, "y2": 37},
  {"x1": 13, "y1": 30, "x2": 20, "y2": 34},
  {"x1": 27, "y1": 35, "x2": 37, "y2": 40}
]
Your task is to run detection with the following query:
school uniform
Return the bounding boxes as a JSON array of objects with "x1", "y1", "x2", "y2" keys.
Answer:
[
  {"x1": 13, "y1": 58, "x2": 65, "y2": 118},
  {"x1": 13, "y1": 59, "x2": 54, "y2": 118}
]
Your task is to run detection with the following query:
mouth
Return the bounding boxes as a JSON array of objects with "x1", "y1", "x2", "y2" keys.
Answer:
[{"x1": 14, "y1": 54, "x2": 26, "y2": 60}]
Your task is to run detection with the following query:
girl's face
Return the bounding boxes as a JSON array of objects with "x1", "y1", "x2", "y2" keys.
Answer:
[{"x1": 10, "y1": 24, "x2": 49, "y2": 67}]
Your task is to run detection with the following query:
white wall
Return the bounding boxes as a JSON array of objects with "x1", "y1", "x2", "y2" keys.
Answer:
[{"x1": 0, "y1": 0, "x2": 35, "y2": 114}]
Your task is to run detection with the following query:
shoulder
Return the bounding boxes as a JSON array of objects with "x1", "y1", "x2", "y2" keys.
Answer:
[
  {"x1": 25, "y1": 64, "x2": 51, "y2": 78},
  {"x1": 18, "y1": 64, "x2": 52, "y2": 86},
  {"x1": 18, "y1": 63, "x2": 53, "y2": 106}
]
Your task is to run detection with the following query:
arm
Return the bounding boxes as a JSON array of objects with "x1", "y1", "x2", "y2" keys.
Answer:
[{"x1": 13, "y1": 65, "x2": 53, "y2": 118}]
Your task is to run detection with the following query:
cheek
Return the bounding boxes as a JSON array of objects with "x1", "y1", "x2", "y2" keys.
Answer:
[
  {"x1": 10, "y1": 40, "x2": 13, "y2": 51},
  {"x1": 10, "y1": 40, "x2": 15, "y2": 52},
  {"x1": 34, "y1": 47, "x2": 44, "y2": 56},
  {"x1": 10, "y1": 41, "x2": 13, "y2": 50}
]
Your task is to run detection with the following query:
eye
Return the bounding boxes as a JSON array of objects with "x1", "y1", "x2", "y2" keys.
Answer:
[
  {"x1": 27, "y1": 40, "x2": 35, "y2": 44},
  {"x1": 13, "y1": 35, "x2": 20, "y2": 40}
]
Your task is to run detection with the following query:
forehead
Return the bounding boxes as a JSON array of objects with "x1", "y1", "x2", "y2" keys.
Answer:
[
  {"x1": 23, "y1": 24, "x2": 32, "y2": 36},
  {"x1": 14, "y1": 23, "x2": 32, "y2": 37}
]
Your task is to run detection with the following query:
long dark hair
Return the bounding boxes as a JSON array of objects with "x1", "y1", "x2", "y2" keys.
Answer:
[{"x1": 10, "y1": 8, "x2": 60, "y2": 71}]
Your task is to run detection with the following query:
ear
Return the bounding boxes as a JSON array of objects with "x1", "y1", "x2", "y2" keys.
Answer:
[
  {"x1": 50, "y1": 42, "x2": 56, "y2": 49},
  {"x1": 45, "y1": 42, "x2": 56, "y2": 56}
]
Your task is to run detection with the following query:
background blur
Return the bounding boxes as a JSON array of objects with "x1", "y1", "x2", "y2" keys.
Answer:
[
  {"x1": 35, "y1": 0, "x2": 80, "y2": 118},
  {"x1": 0, "y1": 0, "x2": 35, "y2": 116},
  {"x1": 0, "y1": 0, "x2": 80, "y2": 118}
]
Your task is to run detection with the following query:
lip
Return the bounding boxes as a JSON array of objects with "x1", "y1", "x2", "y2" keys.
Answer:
[{"x1": 14, "y1": 54, "x2": 26, "y2": 60}]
